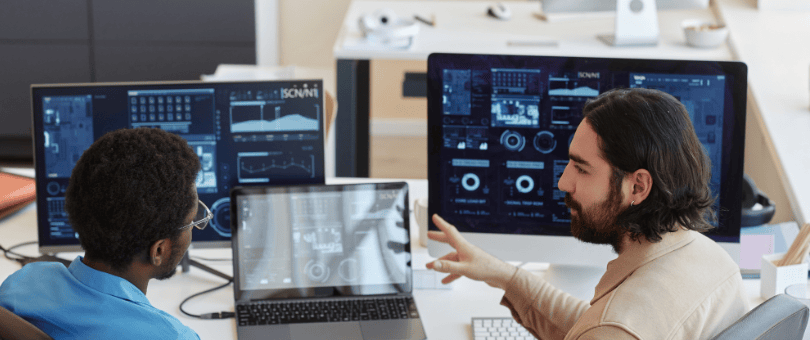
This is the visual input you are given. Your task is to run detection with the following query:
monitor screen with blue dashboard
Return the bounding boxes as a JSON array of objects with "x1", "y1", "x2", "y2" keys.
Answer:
[
  {"x1": 32, "y1": 80, "x2": 325, "y2": 253},
  {"x1": 427, "y1": 53, "x2": 747, "y2": 258}
]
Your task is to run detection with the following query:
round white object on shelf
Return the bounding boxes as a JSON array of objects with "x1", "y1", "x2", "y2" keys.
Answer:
[{"x1": 682, "y1": 19, "x2": 728, "y2": 48}]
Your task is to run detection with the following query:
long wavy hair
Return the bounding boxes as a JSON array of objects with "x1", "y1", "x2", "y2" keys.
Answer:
[{"x1": 583, "y1": 88, "x2": 716, "y2": 243}]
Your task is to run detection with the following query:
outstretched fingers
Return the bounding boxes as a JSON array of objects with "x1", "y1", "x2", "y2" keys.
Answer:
[
  {"x1": 441, "y1": 273, "x2": 462, "y2": 284},
  {"x1": 425, "y1": 252, "x2": 459, "y2": 270},
  {"x1": 431, "y1": 214, "x2": 464, "y2": 247},
  {"x1": 427, "y1": 230, "x2": 451, "y2": 244}
]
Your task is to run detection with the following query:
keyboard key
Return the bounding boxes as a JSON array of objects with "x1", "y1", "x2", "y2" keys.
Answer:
[
  {"x1": 471, "y1": 318, "x2": 531, "y2": 340},
  {"x1": 238, "y1": 297, "x2": 419, "y2": 326}
]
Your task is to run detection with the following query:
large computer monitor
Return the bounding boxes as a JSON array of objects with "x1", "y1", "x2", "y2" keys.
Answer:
[
  {"x1": 426, "y1": 53, "x2": 747, "y2": 271},
  {"x1": 32, "y1": 80, "x2": 325, "y2": 254}
]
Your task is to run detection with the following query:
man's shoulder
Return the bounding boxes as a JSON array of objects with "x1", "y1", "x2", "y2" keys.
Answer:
[
  {"x1": 1, "y1": 262, "x2": 72, "y2": 292},
  {"x1": 657, "y1": 230, "x2": 739, "y2": 274},
  {"x1": 594, "y1": 231, "x2": 746, "y2": 339},
  {"x1": 1, "y1": 262, "x2": 199, "y2": 340},
  {"x1": 622, "y1": 230, "x2": 739, "y2": 295}
]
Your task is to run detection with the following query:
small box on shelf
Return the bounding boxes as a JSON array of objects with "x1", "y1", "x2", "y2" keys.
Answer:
[{"x1": 761, "y1": 252, "x2": 808, "y2": 299}]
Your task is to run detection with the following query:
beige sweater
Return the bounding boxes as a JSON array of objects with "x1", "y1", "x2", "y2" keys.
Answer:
[{"x1": 500, "y1": 229, "x2": 750, "y2": 340}]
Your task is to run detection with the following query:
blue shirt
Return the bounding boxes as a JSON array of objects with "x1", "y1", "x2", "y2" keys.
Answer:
[{"x1": 0, "y1": 256, "x2": 200, "y2": 340}]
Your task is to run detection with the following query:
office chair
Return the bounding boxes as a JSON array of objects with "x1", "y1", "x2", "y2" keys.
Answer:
[
  {"x1": 711, "y1": 294, "x2": 809, "y2": 340},
  {"x1": 0, "y1": 306, "x2": 53, "y2": 340}
]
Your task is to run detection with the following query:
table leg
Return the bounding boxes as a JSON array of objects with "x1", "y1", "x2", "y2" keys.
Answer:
[{"x1": 336, "y1": 59, "x2": 370, "y2": 177}]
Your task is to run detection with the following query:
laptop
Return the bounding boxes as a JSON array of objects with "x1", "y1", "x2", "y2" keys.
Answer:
[{"x1": 230, "y1": 182, "x2": 427, "y2": 340}]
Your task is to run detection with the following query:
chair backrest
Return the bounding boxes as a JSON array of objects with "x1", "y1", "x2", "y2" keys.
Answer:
[
  {"x1": 712, "y1": 294, "x2": 809, "y2": 340},
  {"x1": 0, "y1": 306, "x2": 53, "y2": 340}
]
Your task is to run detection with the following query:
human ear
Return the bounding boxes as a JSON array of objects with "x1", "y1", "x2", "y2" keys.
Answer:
[
  {"x1": 629, "y1": 169, "x2": 652, "y2": 205},
  {"x1": 149, "y1": 238, "x2": 171, "y2": 266}
]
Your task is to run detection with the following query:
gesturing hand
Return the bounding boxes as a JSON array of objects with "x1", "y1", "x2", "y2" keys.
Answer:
[{"x1": 425, "y1": 214, "x2": 517, "y2": 290}]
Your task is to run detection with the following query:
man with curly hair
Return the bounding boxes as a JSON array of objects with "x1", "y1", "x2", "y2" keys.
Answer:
[
  {"x1": 0, "y1": 128, "x2": 205, "y2": 339},
  {"x1": 427, "y1": 88, "x2": 749, "y2": 340}
]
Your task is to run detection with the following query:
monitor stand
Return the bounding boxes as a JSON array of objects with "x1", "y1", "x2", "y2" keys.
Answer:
[
  {"x1": 598, "y1": 0, "x2": 659, "y2": 47},
  {"x1": 541, "y1": 264, "x2": 607, "y2": 302},
  {"x1": 179, "y1": 253, "x2": 233, "y2": 281}
]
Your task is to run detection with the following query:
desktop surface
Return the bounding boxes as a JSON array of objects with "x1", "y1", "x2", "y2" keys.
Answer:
[
  {"x1": 334, "y1": 1, "x2": 733, "y2": 61},
  {"x1": 0, "y1": 177, "x2": 799, "y2": 339},
  {"x1": 542, "y1": 0, "x2": 710, "y2": 13}
]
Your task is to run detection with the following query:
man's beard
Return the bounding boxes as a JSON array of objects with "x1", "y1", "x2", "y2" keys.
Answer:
[{"x1": 564, "y1": 182, "x2": 626, "y2": 253}]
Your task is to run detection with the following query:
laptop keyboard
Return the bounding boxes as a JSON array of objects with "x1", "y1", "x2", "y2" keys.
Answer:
[
  {"x1": 472, "y1": 317, "x2": 533, "y2": 340},
  {"x1": 237, "y1": 297, "x2": 420, "y2": 326}
]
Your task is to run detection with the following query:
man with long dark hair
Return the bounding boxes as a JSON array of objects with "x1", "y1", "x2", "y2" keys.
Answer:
[
  {"x1": 0, "y1": 128, "x2": 206, "y2": 339},
  {"x1": 427, "y1": 88, "x2": 749, "y2": 339}
]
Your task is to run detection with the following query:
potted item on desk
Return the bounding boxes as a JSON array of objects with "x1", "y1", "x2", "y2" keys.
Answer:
[{"x1": 761, "y1": 223, "x2": 810, "y2": 299}]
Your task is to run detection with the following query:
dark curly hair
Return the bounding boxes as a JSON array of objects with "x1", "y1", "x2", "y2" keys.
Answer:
[
  {"x1": 65, "y1": 127, "x2": 201, "y2": 271},
  {"x1": 583, "y1": 88, "x2": 716, "y2": 243}
]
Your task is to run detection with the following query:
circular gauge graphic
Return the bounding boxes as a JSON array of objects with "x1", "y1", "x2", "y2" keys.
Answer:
[
  {"x1": 338, "y1": 259, "x2": 359, "y2": 282},
  {"x1": 461, "y1": 173, "x2": 480, "y2": 191},
  {"x1": 209, "y1": 197, "x2": 232, "y2": 237},
  {"x1": 305, "y1": 260, "x2": 330, "y2": 283},
  {"x1": 516, "y1": 175, "x2": 535, "y2": 194},
  {"x1": 533, "y1": 131, "x2": 557, "y2": 154},
  {"x1": 46, "y1": 182, "x2": 61, "y2": 196},
  {"x1": 500, "y1": 130, "x2": 525, "y2": 152}
]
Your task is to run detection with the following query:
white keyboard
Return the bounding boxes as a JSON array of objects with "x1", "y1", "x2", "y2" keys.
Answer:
[{"x1": 472, "y1": 317, "x2": 534, "y2": 340}]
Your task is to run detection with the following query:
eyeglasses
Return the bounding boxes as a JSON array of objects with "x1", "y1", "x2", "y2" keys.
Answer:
[{"x1": 179, "y1": 200, "x2": 212, "y2": 231}]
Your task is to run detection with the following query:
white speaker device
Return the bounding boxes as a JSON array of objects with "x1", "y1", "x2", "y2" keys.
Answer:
[{"x1": 358, "y1": 9, "x2": 420, "y2": 47}]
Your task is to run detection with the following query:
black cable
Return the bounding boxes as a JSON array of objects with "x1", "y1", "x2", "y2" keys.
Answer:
[
  {"x1": 1, "y1": 241, "x2": 37, "y2": 263},
  {"x1": 179, "y1": 279, "x2": 235, "y2": 320},
  {"x1": 190, "y1": 256, "x2": 232, "y2": 262}
]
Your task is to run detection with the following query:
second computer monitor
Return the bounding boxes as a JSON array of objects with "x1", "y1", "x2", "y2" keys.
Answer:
[
  {"x1": 427, "y1": 53, "x2": 747, "y2": 266},
  {"x1": 32, "y1": 80, "x2": 326, "y2": 253}
]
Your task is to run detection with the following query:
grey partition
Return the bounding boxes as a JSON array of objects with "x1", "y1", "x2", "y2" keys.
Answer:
[
  {"x1": 0, "y1": 1, "x2": 91, "y2": 160},
  {"x1": 0, "y1": 0, "x2": 255, "y2": 161}
]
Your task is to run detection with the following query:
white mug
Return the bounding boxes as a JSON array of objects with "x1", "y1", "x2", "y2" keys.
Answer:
[{"x1": 413, "y1": 197, "x2": 429, "y2": 247}]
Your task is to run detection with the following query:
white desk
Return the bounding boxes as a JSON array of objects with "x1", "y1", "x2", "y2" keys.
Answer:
[
  {"x1": 0, "y1": 177, "x2": 795, "y2": 339},
  {"x1": 331, "y1": 0, "x2": 733, "y2": 177},
  {"x1": 715, "y1": 0, "x2": 810, "y2": 227}
]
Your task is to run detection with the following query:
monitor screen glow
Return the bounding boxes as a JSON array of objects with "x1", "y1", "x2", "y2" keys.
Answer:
[
  {"x1": 426, "y1": 53, "x2": 747, "y2": 267},
  {"x1": 31, "y1": 80, "x2": 326, "y2": 253}
]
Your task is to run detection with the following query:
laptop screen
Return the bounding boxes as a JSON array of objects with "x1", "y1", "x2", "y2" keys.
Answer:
[{"x1": 230, "y1": 182, "x2": 411, "y2": 302}]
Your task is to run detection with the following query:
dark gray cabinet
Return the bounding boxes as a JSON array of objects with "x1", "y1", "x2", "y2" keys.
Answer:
[{"x1": 0, "y1": 0, "x2": 255, "y2": 161}]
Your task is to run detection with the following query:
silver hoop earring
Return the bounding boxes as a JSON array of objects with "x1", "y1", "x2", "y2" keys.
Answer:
[{"x1": 630, "y1": 200, "x2": 635, "y2": 207}]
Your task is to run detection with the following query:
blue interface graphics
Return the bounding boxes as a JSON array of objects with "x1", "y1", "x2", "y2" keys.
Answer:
[
  {"x1": 428, "y1": 54, "x2": 747, "y2": 241},
  {"x1": 32, "y1": 81, "x2": 325, "y2": 247}
]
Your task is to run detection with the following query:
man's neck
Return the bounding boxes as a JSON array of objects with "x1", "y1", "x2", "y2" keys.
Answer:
[
  {"x1": 81, "y1": 257, "x2": 150, "y2": 294},
  {"x1": 614, "y1": 233, "x2": 637, "y2": 255}
]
